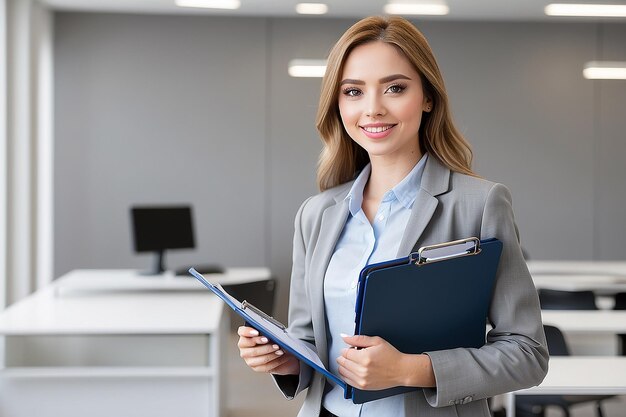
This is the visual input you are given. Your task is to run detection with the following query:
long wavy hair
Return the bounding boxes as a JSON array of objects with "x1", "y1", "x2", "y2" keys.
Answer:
[{"x1": 316, "y1": 16, "x2": 475, "y2": 191}]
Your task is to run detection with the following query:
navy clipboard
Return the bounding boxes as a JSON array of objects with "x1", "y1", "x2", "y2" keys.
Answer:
[
  {"x1": 348, "y1": 237, "x2": 502, "y2": 403},
  {"x1": 188, "y1": 268, "x2": 346, "y2": 389},
  {"x1": 189, "y1": 236, "x2": 501, "y2": 404}
]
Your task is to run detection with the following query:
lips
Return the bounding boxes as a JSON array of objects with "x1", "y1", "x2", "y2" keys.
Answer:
[{"x1": 360, "y1": 123, "x2": 397, "y2": 139}]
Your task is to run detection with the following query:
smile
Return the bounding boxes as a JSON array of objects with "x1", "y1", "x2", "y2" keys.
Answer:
[{"x1": 361, "y1": 125, "x2": 395, "y2": 133}]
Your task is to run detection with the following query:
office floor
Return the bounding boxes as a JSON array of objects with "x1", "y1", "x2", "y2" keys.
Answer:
[{"x1": 225, "y1": 332, "x2": 626, "y2": 417}]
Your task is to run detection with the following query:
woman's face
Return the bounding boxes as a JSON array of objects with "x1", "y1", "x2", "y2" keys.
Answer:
[{"x1": 338, "y1": 41, "x2": 430, "y2": 161}]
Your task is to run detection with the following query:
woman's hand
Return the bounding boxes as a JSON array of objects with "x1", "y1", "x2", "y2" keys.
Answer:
[
  {"x1": 237, "y1": 326, "x2": 300, "y2": 376},
  {"x1": 337, "y1": 334, "x2": 435, "y2": 390}
]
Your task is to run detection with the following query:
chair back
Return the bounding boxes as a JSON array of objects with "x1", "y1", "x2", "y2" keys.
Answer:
[
  {"x1": 543, "y1": 325, "x2": 570, "y2": 356},
  {"x1": 538, "y1": 289, "x2": 598, "y2": 310},
  {"x1": 223, "y1": 278, "x2": 277, "y2": 315},
  {"x1": 614, "y1": 292, "x2": 626, "y2": 310}
]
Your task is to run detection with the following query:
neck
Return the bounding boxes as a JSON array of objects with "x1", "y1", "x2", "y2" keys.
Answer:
[{"x1": 365, "y1": 150, "x2": 423, "y2": 201}]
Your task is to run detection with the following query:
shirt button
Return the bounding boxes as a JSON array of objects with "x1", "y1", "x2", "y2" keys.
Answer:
[{"x1": 378, "y1": 214, "x2": 384, "y2": 221}]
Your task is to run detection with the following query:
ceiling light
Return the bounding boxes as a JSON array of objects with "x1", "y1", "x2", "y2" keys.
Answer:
[
  {"x1": 288, "y1": 59, "x2": 327, "y2": 78},
  {"x1": 583, "y1": 61, "x2": 626, "y2": 80},
  {"x1": 175, "y1": 0, "x2": 241, "y2": 10},
  {"x1": 296, "y1": 3, "x2": 329, "y2": 15},
  {"x1": 384, "y1": 2, "x2": 449, "y2": 15},
  {"x1": 545, "y1": 3, "x2": 626, "y2": 17}
]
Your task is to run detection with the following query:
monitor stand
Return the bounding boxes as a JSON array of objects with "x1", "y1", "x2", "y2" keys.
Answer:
[{"x1": 140, "y1": 250, "x2": 166, "y2": 276}]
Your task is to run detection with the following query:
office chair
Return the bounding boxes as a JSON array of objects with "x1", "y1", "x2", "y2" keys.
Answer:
[
  {"x1": 614, "y1": 292, "x2": 626, "y2": 356},
  {"x1": 537, "y1": 289, "x2": 598, "y2": 310},
  {"x1": 614, "y1": 292, "x2": 626, "y2": 310},
  {"x1": 515, "y1": 325, "x2": 615, "y2": 417},
  {"x1": 223, "y1": 278, "x2": 277, "y2": 328}
]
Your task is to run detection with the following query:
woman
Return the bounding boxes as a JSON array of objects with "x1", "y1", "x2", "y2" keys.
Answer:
[{"x1": 238, "y1": 16, "x2": 548, "y2": 417}]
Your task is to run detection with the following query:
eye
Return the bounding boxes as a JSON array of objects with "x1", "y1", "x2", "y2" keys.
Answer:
[
  {"x1": 342, "y1": 87, "x2": 362, "y2": 97},
  {"x1": 385, "y1": 84, "x2": 406, "y2": 94}
]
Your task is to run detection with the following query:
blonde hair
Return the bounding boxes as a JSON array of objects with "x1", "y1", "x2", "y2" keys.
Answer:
[{"x1": 316, "y1": 16, "x2": 475, "y2": 191}]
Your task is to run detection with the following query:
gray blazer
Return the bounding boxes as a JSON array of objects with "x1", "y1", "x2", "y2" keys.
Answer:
[{"x1": 273, "y1": 155, "x2": 549, "y2": 417}]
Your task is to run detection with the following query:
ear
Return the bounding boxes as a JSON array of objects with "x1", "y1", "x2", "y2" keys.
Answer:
[{"x1": 423, "y1": 97, "x2": 433, "y2": 113}]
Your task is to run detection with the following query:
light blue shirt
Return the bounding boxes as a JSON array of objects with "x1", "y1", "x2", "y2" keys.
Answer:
[{"x1": 322, "y1": 154, "x2": 428, "y2": 417}]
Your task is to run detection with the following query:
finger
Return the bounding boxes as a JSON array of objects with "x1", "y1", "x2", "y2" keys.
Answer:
[
  {"x1": 341, "y1": 347, "x2": 371, "y2": 365},
  {"x1": 237, "y1": 326, "x2": 259, "y2": 337},
  {"x1": 237, "y1": 335, "x2": 260, "y2": 348},
  {"x1": 237, "y1": 334, "x2": 271, "y2": 348},
  {"x1": 341, "y1": 333, "x2": 380, "y2": 349},
  {"x1": 337, "y1": 360, "x2": 364, "y2": 389},
  {"x1": 245, "y1": 348, "x2": 288, "y2": 368},
  {"x1": 250, "y1": 353, "x2": 293, "y2": 373},
  {"x1": 240, "y1": 343, "x2": 281, "y2": 359}
]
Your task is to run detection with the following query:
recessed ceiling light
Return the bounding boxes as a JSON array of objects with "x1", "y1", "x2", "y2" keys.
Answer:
[
  {"x1": 296, "y1": 3, "x2": 329, "y2": 15},
  {"x1": 384, "y1": 2, "x2": 449, "y2": 16},
  {"x1": 545, "y1": 3, "x2": 626, "y2": 17},
  {"x1": 288, "y1": 59, "x2": 327, "y2": 78},
  {"x1": 175, "y1": 0, "x2": 241, "y2": 10},
  {"x1": 583, "y1": 61, "x2": 626, "y2": 80}
]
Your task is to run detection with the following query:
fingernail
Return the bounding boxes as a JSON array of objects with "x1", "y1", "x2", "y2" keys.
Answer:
[
  {"x1": 275, "y1": 350, "x2": 284, "y2": 355},
  {"x1": 272, "y1": 344, "x2": 279, "y2": 349},
  {"x1": 250, "y1": 330, "x2": 259, "y2": 336},
  {"x1": 260, "y1": 337, "x2": 268, "y2": 343},
  {"x1": 340, "y1": 333, "x2": 350, "y2": 338}
]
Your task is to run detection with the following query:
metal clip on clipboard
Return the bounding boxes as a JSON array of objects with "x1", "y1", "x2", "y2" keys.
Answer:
[
  {"x1": 241, "y1": 300, "x2": 287, "y2": 331},
  {"x1": 412, "y1": 237, "x2": 482, "y2": 266}
]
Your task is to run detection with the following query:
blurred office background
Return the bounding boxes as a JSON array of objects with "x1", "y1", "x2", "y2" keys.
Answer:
[
  {"x1": 43, "y1": 5, "x2": 626, "y2": 323},
  {"x1": 1, "y1": 1, "x2": 626, "y2": 415}
]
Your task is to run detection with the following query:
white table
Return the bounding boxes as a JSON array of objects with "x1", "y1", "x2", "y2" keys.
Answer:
[
  {"x1": 531, "y1": 274, "x2": 626, "y2": 296},
  {"x1": 505, "y1": 357, "x2": 626, "y2": 417},
  {"x1": 527, "y1": 260, "x2": 626, "y2": 277},
  {"x1": 0, "y1": 268, "x2": 270, "y2": 417},
  {"x1": 54, "y1": 268, "x2": 272, "y2": 295},
  {"x1": 541, "y1": 310, "x2": 626, "y2": 334},
  {"x1": 540, "y1": 310, "x2": 626, "y2": 355}
]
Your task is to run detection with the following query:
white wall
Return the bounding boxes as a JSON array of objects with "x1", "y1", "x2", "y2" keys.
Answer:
[
  {"x1": 53, "y1": 14, "x2": 626, "y2": 320},
  {"x1": 54, "y1": 14, "x2": 268, "y2": 275}
]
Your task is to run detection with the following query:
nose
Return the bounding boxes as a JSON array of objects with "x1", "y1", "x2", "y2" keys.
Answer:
[{"x1": 365, "y1": 94, "x2": 386, "y2": 118}]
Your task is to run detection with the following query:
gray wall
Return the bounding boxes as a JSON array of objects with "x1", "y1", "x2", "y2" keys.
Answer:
[{"x1": 54, "y1": 13, "x2": 626, "y2": 320}]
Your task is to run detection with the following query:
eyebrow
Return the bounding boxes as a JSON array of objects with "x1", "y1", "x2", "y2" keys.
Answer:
[{"x1": 340, "y1": 74, "x2": 412, "y2": 86}]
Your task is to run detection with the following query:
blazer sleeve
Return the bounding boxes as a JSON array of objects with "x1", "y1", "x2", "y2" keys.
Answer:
[
  {"x1": 271, "y1": 197, "x2": 316, "y2": 399},
  {"x1": 422, "y1": 183, "x2": 549, "y2": 407}
]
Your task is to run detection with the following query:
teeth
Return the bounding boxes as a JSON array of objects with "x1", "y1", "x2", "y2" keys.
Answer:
[{"x1": 363, "y1": 125, "x2": 393, "y2": 133}]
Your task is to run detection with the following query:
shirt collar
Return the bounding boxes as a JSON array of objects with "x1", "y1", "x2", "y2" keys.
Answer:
[
  {"x1": 392, "y1": 153, "x2": 428, "y2": 209},
  {"x1": 346, "y1": 164, "x2": 371, "y2": 217},
  {"x1": 345, "y1": 153, "x2": 428, "y2": 216}
]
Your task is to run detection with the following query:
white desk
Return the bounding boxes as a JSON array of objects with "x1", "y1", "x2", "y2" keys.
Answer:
[
  {"x1": 0, "y1": 268, "x2": 269, "y2": 417},
  {"x1": 531, "y1": 274, "x2": 626, "y2": 296},
  {"x1": 505, "y1": 357, "x2": 626, "y2": 417},
  {"x1": 540, "y1": 310, "x2": 626, "y2": 355},
  {"x1": 527, "y1": 260, "x2": 626, "y2": 277},
  {"x1": 541, "y1": 310, "x2": 626, "y2": 334},
  {"x1": 55, "y1": 268, "x2": 272, "y2": 295}
]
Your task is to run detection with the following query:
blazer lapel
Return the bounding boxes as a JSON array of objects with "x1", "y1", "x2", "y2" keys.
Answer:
[
  {"x1": 397, "y1": 155, "x2": 451, "y2": 256},
  {"x1": 309, "y1": 190, "x2": 350, "y2": 366}
]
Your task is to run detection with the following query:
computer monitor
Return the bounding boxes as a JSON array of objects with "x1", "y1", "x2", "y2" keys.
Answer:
[{"x1": 131, "y1": 205, "x2": 195, "y2": 275}]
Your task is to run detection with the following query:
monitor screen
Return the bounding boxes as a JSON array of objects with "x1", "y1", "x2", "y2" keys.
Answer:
[{"x1": 131, "y1": 206, "x2": 195, "y2": 253}]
